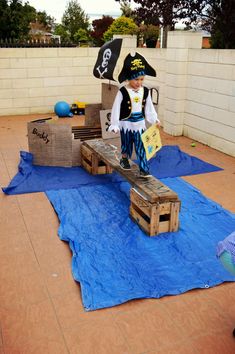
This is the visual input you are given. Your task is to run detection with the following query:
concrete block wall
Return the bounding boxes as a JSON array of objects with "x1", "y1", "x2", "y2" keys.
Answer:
[
  {"x1": 137, "y1": 48, "x2": 166, "y2": 123},
  {"x1": 163, "y1": 32, "x2": 203, "y2": 136},
  {"x1": 0, "y1": 47, "x2": 101, "y2": 116},
  {"x1": 185, "y1": 49, "x2": 235, "y2": 156},
  {"x1": 0, "y1": 33, "x2": 234, "y2": 156}
]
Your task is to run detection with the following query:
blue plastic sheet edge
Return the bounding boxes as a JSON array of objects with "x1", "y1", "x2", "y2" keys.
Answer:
[{"x1": 2, "y1": 146, "x2": 223, "y2": 195}]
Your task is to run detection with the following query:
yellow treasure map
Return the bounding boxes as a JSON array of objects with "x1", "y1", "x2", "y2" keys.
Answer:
[{"x1": 141, "y1": 124, "x2": 162, "y2": 160}]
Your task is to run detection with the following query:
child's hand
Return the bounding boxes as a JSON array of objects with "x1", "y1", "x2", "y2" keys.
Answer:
[
  {"x1": 108, "y1": 125, "x2": 120, "y2": 134},
  {"x1": 156, "y1": 121, "x2": 161, "y2": 128}
]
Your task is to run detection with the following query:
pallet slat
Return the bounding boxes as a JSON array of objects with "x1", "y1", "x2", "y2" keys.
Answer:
[{"x1": 72, "y1": 126, "x2": 102, "y2": 142}]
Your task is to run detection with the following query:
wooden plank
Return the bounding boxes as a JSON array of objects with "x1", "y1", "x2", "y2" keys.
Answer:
[
  {"x1": 72, "y1": 126, "x2": 101, "y2": 130},
  {"x1": 106, "y1": 165, "x2": 113, "y2": 174},
  {"x1": 83, "y1": 139, "x2": 179, "y2": 204},
  {"x1": 81, "y1": 144, "x2": 92, "y2": 160},
  {"x1": 91, "y1": 154, "x2": 99, "y2": 175},
  {"x1": 149, "y1": 204, "x2": 160, "y2": 236},
  {"x1": 159, "y1": 220, "x2": 170, "y2": 233},
  {"x1": 130, "y1": 188, "x2": 151, "y2": 217},
  {"x1": 73, "y1": 137, "x2": 102, "y2": 142},
  {"x1": 97, "y1": 166, "x2": 107, "y2": 174},
  {"x1": 73, "y1": 133, "x2": 102, "y2": 138},
  {"x1": 130, "y1": 206, "x2": 150, "y2": 235},
  {"x1": 81, "y1": 158, "x2": 92, "y2": 174},
  {"x1": 159, "y1": 202, "x2": 171, "y2": 215},
  {"x1": 169, "y1": 201, "x2": 180, "y2": 232},
  {"x1": 72, "y1": 126, "x2": 102, "y2": 141}
]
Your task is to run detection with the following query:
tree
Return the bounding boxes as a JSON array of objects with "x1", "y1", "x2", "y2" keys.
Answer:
[
  {"x1": 74, "y1": 28, "x2": 91, "y2": 44},
  {"x1": 115, "y1": 0, "x2": 185, "y2": 47},
  {"x1": 0, "y1": 0, "x2": 10, "y2": 38},
  {"x1": 7, "y1": 0, "x2": 36, "y2": 39},
  {"x1": 203, "y1": 0, "x2": 235, "y2": 49},
  {"x1": 103, "y1": 16, "x2": 138, "y2": 42},
  {"x1": 115, "y1": 0, "x2": 235, "y2": 48},
  {"x1": 36, "y1": 11, "x2": 56, "y2": 32},
  {"x1": 139, "y1": 24, "x2": 159, "y2": 47},
  {"x1": 91, "y1": 16, "x2": 114, "y2": 46},
  {"x1": 53, "y1": 24, "x2": 71, "y2": 42},
  {"x1": 62, "y1": 0, "x2": 90, "y2": 41},
  {"x1": 120, "y1": 0, "x2": 133, "y2": 18},
  {"x1": 0, "y1": 0, "x2": 55, "y2": 40}
]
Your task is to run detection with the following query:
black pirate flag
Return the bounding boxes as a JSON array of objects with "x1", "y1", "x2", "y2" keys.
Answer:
[{"x1": 93, "y1": 38, "x2": 123, "y2": 81}]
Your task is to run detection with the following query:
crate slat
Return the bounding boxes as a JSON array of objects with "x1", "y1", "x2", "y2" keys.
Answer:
[
  {"x1": 81, "y1": 158, "x2": 92, "y2": 174},
  {"x1": 130, "y1": 206, "x2": 150, "y2": 235},
  {"x1": 81, "y1": 144, "x2": 92, "y2": 160}
]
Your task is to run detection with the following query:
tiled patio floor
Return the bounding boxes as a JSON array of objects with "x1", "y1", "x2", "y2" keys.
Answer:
[{"x1": 0, "y1": 115, "x2": 235, "y2": 354}]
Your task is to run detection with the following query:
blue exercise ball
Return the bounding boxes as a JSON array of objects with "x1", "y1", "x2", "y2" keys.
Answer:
[{"x1": 54, "y1": 101, "x2": 73, "y2": 117}]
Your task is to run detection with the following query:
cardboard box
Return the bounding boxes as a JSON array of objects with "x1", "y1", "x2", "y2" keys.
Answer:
[
  {"x1": 27, "y1": 118, "x2": 81, "y2": 167},
  {"x1": 27, "y1": 117, "x2": 102, "y2": 167},
  {"x1": 84, "y1": 103, "x2": 102, "y2": 126}
]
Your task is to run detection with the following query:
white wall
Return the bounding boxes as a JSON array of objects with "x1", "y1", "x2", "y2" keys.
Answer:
[
  {"x1": 185, "y1": 49, "x2": 235, "y2": 156},
  {"x1": 143, "y1": 32, "x2": 235, "y2": 157},
  {"x1": 0, "y1": 33, "x2": 234, "y2": 157},
  {"x1": 0, "y1": 47, "x2": 101, "y2": 115}
]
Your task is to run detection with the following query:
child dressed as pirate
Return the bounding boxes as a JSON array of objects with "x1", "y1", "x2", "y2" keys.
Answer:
[{"x1": 109, "y1": 52, "x2": 160, "y2": 177}]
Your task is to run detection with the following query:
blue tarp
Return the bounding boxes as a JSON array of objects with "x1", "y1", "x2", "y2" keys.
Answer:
[
  {"x1": 46, "y1": 178, "x2": 235, "y2": 311},
  {"x1": 2, "y1": 145, "x2": 222, "y2": 195}
]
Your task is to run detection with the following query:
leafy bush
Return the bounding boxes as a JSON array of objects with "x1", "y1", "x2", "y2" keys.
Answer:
[
  {"x1": 74, "y1": 28, "x2": 90, "y2": 43},
  {"x1": 103, "y1": 16, "x2": 138, "y2": 42}
]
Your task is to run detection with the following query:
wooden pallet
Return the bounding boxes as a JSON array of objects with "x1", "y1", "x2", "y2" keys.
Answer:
[
  {"x1": 72, "y1": 126, "x2": 102, "y2": 141},
  {"x1": 81, "y1": 139, "x2": 181, "y2": 235}
]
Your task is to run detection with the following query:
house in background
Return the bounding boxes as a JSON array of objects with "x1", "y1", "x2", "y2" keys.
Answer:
[
  {"x1": 29, "y1": 22, "x2": 60, "y2": 43},
  {"x1": 202, "y1": 30, "x2": 211, "y2": 48}
]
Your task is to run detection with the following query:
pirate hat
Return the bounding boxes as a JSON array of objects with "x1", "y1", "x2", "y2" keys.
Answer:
[{"x1": 118, "y1": 52, "x2": 156, "y2": 83}]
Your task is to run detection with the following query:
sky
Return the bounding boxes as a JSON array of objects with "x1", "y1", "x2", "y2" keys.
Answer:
[{"x1": 26, "y1": 0, "x2": 122, "y2": 23}]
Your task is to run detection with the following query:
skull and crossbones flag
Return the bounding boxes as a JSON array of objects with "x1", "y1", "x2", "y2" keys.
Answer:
[{"x1": 93, "y1": 38, "x2": 123, "y2": 81}]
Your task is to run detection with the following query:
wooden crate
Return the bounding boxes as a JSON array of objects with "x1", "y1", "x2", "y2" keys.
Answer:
[
  {"x1": 81, "y1": 143, "x2": 113, "y2": 175},
  {"x1": 130, "y1": 188, "x2": 180, "y2": 236}
]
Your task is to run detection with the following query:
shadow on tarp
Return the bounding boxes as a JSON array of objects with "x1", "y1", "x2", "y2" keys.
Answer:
[
  {"x1": 46, "y1": 177, "x2": 235, "y2": 311},
  {"x1": 2, "y1": 145, "x2": 222, "y2": 195}
]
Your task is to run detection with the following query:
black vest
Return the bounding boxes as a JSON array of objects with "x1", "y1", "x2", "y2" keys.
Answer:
[{"x1": 119, "y1": 86, "x2": 149, "y2": 121}]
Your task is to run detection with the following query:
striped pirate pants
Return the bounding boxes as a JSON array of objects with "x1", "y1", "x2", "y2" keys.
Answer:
[{"x1": 120, "y1": 114, "x2": 149, "y2": 173}]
